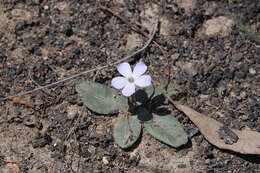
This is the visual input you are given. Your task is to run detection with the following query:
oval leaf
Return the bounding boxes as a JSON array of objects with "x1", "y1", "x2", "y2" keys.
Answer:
[
  {"x1": 76, "y1": 82, "x2": 128, "y2": 114},
  {"x1": 113, "y1": 115, "x2": 141, "y2": 149},
  {"x1": 137, "y1": 107, "x2": 152, "y2": 121},
  {"x1": 144, "y1": 114, "x2": 188, "y2": 148},
  {"x1": 135, "y1": 84, "x2": 179, "y2": 105},
  {"x1": 145, "y1": 83, "x2": 179, "y2": 98}
]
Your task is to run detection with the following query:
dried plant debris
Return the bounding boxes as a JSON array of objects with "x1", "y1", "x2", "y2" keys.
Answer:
[{"x1": 167, "y1": 97, "x2": 260, "y2": 155}]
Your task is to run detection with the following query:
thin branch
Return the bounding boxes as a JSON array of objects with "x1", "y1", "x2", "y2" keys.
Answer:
[
  {"x1": 163, "y1": 91, "x2": 178, "y2": 108},
  {"x1": 99, "y1": 3, "x2": 147, "y2": 35},
  {"x1": 99, "y1": 3, "x2": 169, "y2": 57},
  {"x1": 28, "y1": 68, "x2": 53, "y2": 97},
  {"x1": 0, "y1": 21, "x2": 158, "y2": 101}
]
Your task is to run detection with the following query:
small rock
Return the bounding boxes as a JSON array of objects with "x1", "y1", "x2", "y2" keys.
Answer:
[
  {"x1": 239, "y1": 115, "x2": 249, "y2": 121},
  {"x1": 61, "y1": 22, "x2": 73, "y2": 36},
  {"x1": 205, "y1": 159, "x2": 211, "y2": 164},
  {"x1": 237, "y1": 91, "x2": 247, "y2": 101},
  {"x1": 78, "y1": 144, "x2": 91, "y2": 158},
  {"x1": 178, "y1": 149, "x2": 190, "y2": 156},
  {"x1": 183, "y1": 63, "x2": 198, "y2": 77},
  {"x1": 217, "y1": 84, "x2": 227, "y2": 97},
  {"x1": 54, "y1": 113, "x2": 68, "y2": 124},
  {"x1": 51, "y1": 153, "x2": 63, "y2": 160},
  {"x1": 194, "y1": 135, "x2": 204, "y2": 145},
  {"x1": 249, "y1": 68, "x2": 256, "y2": 75},
  {"x1": 197, "y1": 0, "x2": 205, "y2": 5},
  {"x1": 223, "y1": 68, "x2": 234, "y2": 79},
  {"x1": 224, "y1": 159, "x2": 231, "y2": 165},
  {"x1": 206, "y1": 168, "x2": 214, "y2": 173},
  {"x1": 32, "y1": 133, "x2": 52, "y2": 148},
  {"x1": 200, "y1": 16, "x2": 234, "y2": 37},
  {"x1": 2, "y1": 167, "x2": 15, "y2": 173},
  {"x1": 67, "y1": 105, "x2": 79, "y2": 119},
  {"x1": 171, "y1": 53, "x2": 180, "y2": 60},
  {"x1": 186, "y1": 125, "x2": 199, "y2": 138},
  {"x1": 207, "y1": 70, "x2": 223, "y2": 87},
  {"x1": 54, "y1": 161, "x2": 65, "y2": 171},
  {"x1": 204, "y1": 8, "x2": 216, "y2": 17},
  {"x1": 93, "y1": 163, "x2": 102, "y2": 170},
  {"x1": 188, "y1": 79, "x2": 198, "y2": 90},
  {"x1": 176, "y1": 0, "x2": 197, "y2": 12},
  {"x1": 43, "y1": 5, "x2": 49, "y2": 10},
  {"x1": 102, "y1": 156, "x2": 109, "y2": 165},
  {"x1": 232, "y1": 53, "x2": 243, "y2": 62},
  {"x1": 0, "y1": 52, "x2": 7, "y2": 63},
  {"x1": 177, "y1": 163, "x2": 187, "y2": 168},
  {"x1": 235, "y1": 71, "x2": 246, "y2": 79},
  {"x1": 125, "y1": 34, "x2": 142, "y2": 51},
  {"x1": 23, "y1": 115, "x2": 37, "y2": 127}
]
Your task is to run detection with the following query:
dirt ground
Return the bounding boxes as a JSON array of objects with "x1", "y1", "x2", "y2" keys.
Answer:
[{"x1": 0, "y1": 0, "x2": 259, "y2": 172}]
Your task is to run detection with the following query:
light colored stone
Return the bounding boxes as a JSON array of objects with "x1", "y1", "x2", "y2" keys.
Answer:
[
  {"x1": 67, "y1": 105, "x2": 79, "y2": 119},
  {"x1": 249, "y1": 68, "x2": 256, "y2": 75},
  {"x1": 125, "y1": 33, "x2": 142, "y2": 51},
  {"x1": 44, "y1": 5, "x2": 49, "y2": 10},
  {"x1": 140, "y1": 3, "x2": 160, "y2": 32},
  {"x1": 102, "y1": 156, "x2": 109, "y2": 165},
  {"x1": 176, "y1": 0, "x2": 197, "y2": 12},
  {"x1": 54, "y1": 1, "x2": 69, "y2": 11},
  {"x1": 182, "y1": 62, "x2": 198, "y2": 77},
  {"x1": 160, "y1": 17, "x2": 173, "y2": 36},
  {"x1": 199, "y1": 16, "x2": 234, "y2": 37},
  {"x1": 11, "y1": 9, "x2": 33, "y2": 20}
]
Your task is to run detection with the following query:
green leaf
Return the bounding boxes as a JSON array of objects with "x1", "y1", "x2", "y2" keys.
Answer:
[
  {"x1": 135, "y1": 84, "x2": 179, "y2": 105},
  {"x1": 137, "y1": 107, "x2": 152, "y2": 121},
  {"x1": 76, "y1": 81, "x2": 128, "y2": 114},
  {"x1": 144, "y1": 114, "x2": 188, "y2": 148},
  {"x1": 145, "y1": 83, "x2": 179, "y2": 98},
  {"x1": 113, "y1": 115, "x2": 141, "y2": 149}
]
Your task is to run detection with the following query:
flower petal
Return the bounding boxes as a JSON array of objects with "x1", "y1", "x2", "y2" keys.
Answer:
[
  {"x1": 117, "y1": 62, "x2": 132, "y2": 77},
  {"x1": 133, "y1": 61, "x2": 147, "y2": 77},
  {"x1": 122, "y1": 83, "x2": 135, "y2": 97},
  {"x1": 134, "y1": 75, "x2": 152, "y2": 87},
  {"x1": 111, "y1": 77, "x2": 127, "y2": 89}
]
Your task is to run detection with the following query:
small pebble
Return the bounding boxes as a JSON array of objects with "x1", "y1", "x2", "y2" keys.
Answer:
[
  {"x1": 249, "y1": 68, "x2": 256, "y2": 75},
  {"x1": 44, "y1": 5, "x2": 49, "y2": 10},
  {"x1": 232, "y1": 53, "x2": 243, "y2": 62},
  {"x1": 55, "y1": 161, "x2": 65, "y2": 171},
  {"x1": 183, "y1": 63, "x2": 198, "y2": 77},
  {"x1": 177, "y1": 163, "x2": 187, "y2": 168},
  {"x1": 205, "y1": 159, "x2": 211, "y2": 164},
  {"x1": 102, "y1": 156, "x2": 109, "y2": 165}
]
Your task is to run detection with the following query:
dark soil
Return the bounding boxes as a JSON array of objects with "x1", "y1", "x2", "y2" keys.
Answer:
[{"x1": 0, "y1": 0, "x2": 259, "y2": 173}]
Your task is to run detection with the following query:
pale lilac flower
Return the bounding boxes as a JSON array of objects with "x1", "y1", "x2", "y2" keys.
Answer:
[{"x1": 111, "y1": 62, "x2": 152, "y2": 97}]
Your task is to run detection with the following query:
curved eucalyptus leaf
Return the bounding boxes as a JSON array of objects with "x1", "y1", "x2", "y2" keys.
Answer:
[
  {"x1": 76, "y1": 82, "x2": 128, "y2": 114},
  {"x1": 113, "y1": 115, "x2": 141, "y2": 149},
  {"x1": 144, "y1": 114, "x2": 188, "y2": 148}
]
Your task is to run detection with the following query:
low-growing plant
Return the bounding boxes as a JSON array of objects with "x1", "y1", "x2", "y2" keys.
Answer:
[{"x1": 76, "y1": 61, "x2": 188, "y2": 149}]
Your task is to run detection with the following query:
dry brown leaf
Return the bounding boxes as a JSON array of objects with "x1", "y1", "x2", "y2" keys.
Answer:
[
  {"x1": 11, "y1": 97, "x2": 34, "y2": 109},
  {"x1": 165, "y1": 94, "x2": 260, "y2": 154},
  {"x1": 6, "y1": 162, "x2": 20, "y2": 172}
]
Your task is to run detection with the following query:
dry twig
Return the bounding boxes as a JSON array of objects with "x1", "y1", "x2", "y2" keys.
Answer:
[
  {"x1": 99, "y1": 3, "x2": 169, "y2": 56},
  {"x1": 0, "y1": 21, "x2": 158, "y2": 101},
  {"x1": 164, "y1": 92, "x2": 260, "y2": 155}
]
